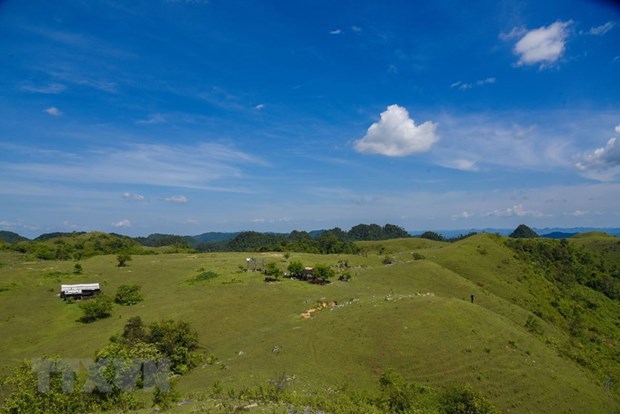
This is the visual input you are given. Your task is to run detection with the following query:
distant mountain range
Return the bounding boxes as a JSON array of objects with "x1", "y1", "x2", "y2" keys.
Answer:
[{"x1": 2, "y1": 227, "x2": 619, "y2": 245}]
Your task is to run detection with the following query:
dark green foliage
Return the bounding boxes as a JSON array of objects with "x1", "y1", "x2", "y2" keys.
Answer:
[
  {"x1": 193, "y1": 270, "x2": 219, "y2": 282},
  {"x1": 524, "y1": 315, "x2": 544, "y2": 335},
  {"x1": 0, "y1": 231, "x2": 29, "y2": 243},
  {"x1": 509, "y1": 224, "x2": 539, "y2": 238},
  {"x1": 133, "y1": 233, "x2": 194, "y2": 248},
  {"x1": 116, "y1": 253, "x2": 132, "y2": 267},
  {"x1": 348, "y1": 223, "x2": 410, "y2": 241},
  {"x1": 338, "y1": 272, "x2": 352, "y2": 282},
  {"x1": 506, "y1": 238, "x2": 619, "y2": 299},
  {"x1": 114, "y1": 285, "x2": 143, "y2": 305},
  {"x1": 441, "y1": 385, "x2": 498, "y2": 414},
  {"x1": 419, "y1": 231, "x2": 447, "y2": 242},
  {"x1": 287, "y1": 260, "x2": 304, "y2": 278},
  {"x1": 121, "y1": 316, "x2": 148, "y2": 345},
  {"x1": 79, "y1": 295, "x2": 113, "y2": 323},
  {"x1": 383, "y1": 255, "x2": 395, "y2": 265},
  {"x1": 313, "y1": 264, "x2": 335, "y2": 283},
  {"x1": 412, "y1": 252, "x2": 426, "y2": 260},
  {"x1": 0, "y1": 358, "x2": 101, "y2": 414},
  {"x1": 72, "y1": 263, "x2": 82, "y2": 275},
  {"x1": 264, "y1": 262, "x2": 283, "y2": 281},
  {"x1": 5, "y1": 232, "x2": 146, "y2": 261},
  {"x1": 148, "y1": 320, "x2": 200, "y2": 374}
]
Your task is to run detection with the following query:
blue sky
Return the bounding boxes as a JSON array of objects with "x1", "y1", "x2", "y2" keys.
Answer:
[{"x1": 1, "y1": 0, "x2": 619, "y2": 237}]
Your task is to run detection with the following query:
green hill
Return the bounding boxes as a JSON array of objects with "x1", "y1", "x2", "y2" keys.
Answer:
[{"x1": 0, "y1": 233, "x2": 618, "y2": 413}]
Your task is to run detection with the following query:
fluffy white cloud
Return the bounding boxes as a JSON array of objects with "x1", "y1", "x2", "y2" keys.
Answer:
[
  {"x1": 329, "y1": 29, "x2": 342, "y2": 35},
  {"x1": 355, "y1": 105, "x2": 439, "y2": 157},
  {"x1": 165, "y1": 195, "x2": 188, "y2": 204},
  {"x1": 43, "y1": 107, "x2": 62, "y2": 116},
  {"x1": 112, "y1": 219, "x2": 131, "y2": 228},
  {"x1": 513, "y1": 21, "x2": 571, "y2": 67},
  {"x1": 576, "y1": 126, "x2": 620, "y2": 179}
]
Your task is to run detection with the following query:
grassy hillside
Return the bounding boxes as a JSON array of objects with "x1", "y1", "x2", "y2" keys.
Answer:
[{"x1": 0, "y1": 234, "x2": 618, "y2": 413}]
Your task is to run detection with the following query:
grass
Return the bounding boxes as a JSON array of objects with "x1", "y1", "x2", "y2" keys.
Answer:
[{"x1": 0, "y1": 236, "x2": 618, "y2": 413}]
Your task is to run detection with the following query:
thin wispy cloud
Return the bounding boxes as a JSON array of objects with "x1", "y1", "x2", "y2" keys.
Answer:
[
  {"x1": 451, "y1": 77, "x2": 496, "y2": 90},
  {"x1": 123, "y1": 192, "x2": 145, "y2": 201},
  {"x1": 2, "y1": 142, "x2": 268, "y2": 192},
  {"x1": 329, "y1": 29, "x2": 342, "y2": 35},
  {"x1": 165, "y1": 195, "x2": 188, "y2": 204},
  {"x1": 355, "y1": 105, "x2": 439, "y2": 157},
  {"x1": 136, "y1": 113, "x2": 166, "y2": 125},
  {"x1": 582, "y1": 21, "x2": 616, "y2": 36},
  {"x1": 21, "y1": 83, "x2": 66, "y2": 94}
]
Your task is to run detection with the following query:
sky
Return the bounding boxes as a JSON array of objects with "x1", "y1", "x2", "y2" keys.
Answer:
[{"x1": 1, "y1": 0, "x2": 620, "y2": 238}]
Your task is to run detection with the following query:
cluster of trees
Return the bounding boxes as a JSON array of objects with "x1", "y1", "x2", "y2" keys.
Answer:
[
  {"x1": 417, "y1": 231, "x2": 478, "y2": 243},
  {"x1": 0, "y1": 317, "x2": 200, "y2": 413},
  {"x1": 78, "y1": 285, "x2": 143, "y2": 322},
  {"x1": 2, "y1": 232, "x2": 147, "y2": 261},
  {"x1": 506, "y1": 238, "x2": 620, "y2": 300},
  {"x1": 200, "y1": 224, "x2": 410, "y2": 254}
]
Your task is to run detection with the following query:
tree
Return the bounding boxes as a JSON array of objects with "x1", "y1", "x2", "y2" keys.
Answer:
[
  {"x1": 115, "y1": 285, "x2": 143, "y2": 305},
  {"x1": 287, "y1": 260, "x2": 304, "y2": 278},
  {"x1": 117, "y1": 253, "x2": 132, "y2": 267},
  {"x1": 148, "y1": 320, "x2": 200, "y2": 374},
  {"x1": 313, "y1": 264, "x2": 335, "y2": 283},
  {"x1": 79, "y1": 295, "x2": 113, "y2": 323},
  {"x1": 264, "y1": 262, "x2": 283, "y2": 281},
  {"x1": 121, "y1": 316, "x2": 148, "y2": 344}
]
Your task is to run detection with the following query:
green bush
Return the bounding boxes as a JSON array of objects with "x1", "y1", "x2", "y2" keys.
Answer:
[
  {"x1": 79, "y1": 295, "x2": 113, "y2": 323},
  {"x1": 412, "y1": 252, "x2": 426, "y2": 260},
  {"x1": 440, "y1": 385, "x2": 498, "y2": 413},
  {"x1": 148, "y1": 320, "x2": 200, "y2": 374},
  {"x1": 114, "y1": 284, "x2": 143, "y2": 305},
  {"x1": 194, "y1": 270, "x2": 219, "y2": 282}
]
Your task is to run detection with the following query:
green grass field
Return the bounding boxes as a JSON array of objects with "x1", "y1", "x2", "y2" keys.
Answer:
[{"x1": 0, "y1": 234, "x2": 618, "y2": 413}]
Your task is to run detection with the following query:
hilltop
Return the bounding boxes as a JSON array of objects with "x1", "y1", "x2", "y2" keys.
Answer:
[{"x1": 0, "y1": 230, "x2": 618, "y2": 412}]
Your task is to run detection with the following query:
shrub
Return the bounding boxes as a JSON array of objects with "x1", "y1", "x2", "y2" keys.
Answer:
[
  {"x1": 440, "y1": 385, "x2": 498, "y2": 413},
  {"x1": 79, "y1": 295, "x2": 113, "y2": 323},
  {"x1": 264, "y1": 262, "x2": 283, "y2": 281},
  {"x1": 338, "y1": 272, "x2": 352, "y2": 282},
  {"x1": 313, "y1": 264, "x2": 335, "y2": 283},
  {"x1": 412, "y1": 252, "x2": 426, "y2": 260},
  {"x1": 148, "y1": 320, "x2": 200, "y2": 374},
  {"x1": 114, "y1": 284, "x2": 143, "y2": 305},
  {"x1": 73, "y1": 263, "x2": 82, "y2": 274},
  {"x1": 194, "y1": 270, "x2": 219, "y2": 282},
  {"x1": 383, "y1": 255, "x2": 395, "y2": 265},
  {"x1": 287, "y1": 260, "x2": 304, "y2": 278},
  {"x1": 116, "y1": 253, "x2": 132, "y2": 267}
]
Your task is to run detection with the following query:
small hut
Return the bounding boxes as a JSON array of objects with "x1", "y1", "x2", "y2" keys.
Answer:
[{"x1": 60, "y1": 283, "x2": 101, "y2": 300}]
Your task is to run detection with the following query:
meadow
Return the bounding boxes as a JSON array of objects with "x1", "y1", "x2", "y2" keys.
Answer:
[{"x1": 0, "y1": 233, "x2": 618, "y2": 413}]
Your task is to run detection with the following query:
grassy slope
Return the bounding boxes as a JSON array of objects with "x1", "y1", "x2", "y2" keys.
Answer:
[{"x1": 0, "y1": 236, "x2": 618, "y2": 413}]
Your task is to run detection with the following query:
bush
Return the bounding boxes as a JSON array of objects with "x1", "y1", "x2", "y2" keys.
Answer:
[
  {"x1": 412, "y1": 252, "x2": 426, "y2": 260},
  {"x1": 114, "y1": 284, "x2": 143, "y2": 305},
  {"x1": 441, "y1": 385, "x2": 498, "y2": 413},
  {"x1": 148, "y1": 320, "x2": 200, "y2": 374},
  {"x1": 79, "y1": 295, "x2": 113, "y2": 323},
  {"x1": 194, "y1": 270, "x2": 219, "y2": 282},
  {"x1": 116, "y1": 253, "x2": 132, "y2": 267},
  {"x1": 313, "y1": 264, "x2": 335, "y2": 283}
]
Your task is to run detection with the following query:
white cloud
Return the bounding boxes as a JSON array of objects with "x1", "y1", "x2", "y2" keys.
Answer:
[
  {"x1": 484, "y1": 204, "x2": 544, "y2": 218},
  {"x1": 512, "y1": 21, "x2": 572, "y2": 67},
  {"x1": 566, "y1": 209, "x2": 588, "y2": 217},
  {"x1": 329, "y1": 29, "x2": 342, "y2": 35},
  {"x1": 582, "y1": 21, "x2": 616, "y2": 36},
  {"x1": 576, "y1": 125, "x2": 620, "y2": 179},
  {"x1": 3, "y1": 142, "x2": 267, "y2": 192},
  {"x1": 255, "y1": 104, "x2": 265, "y2": 110},
  {"x1": 136, "y1": 113, "x2": 165, "y2": 125},
  {"x1": 440, "y1": 159, "x2": 478, "y2": 172},
  {"x1": 451, "y1": 77, "x2": 495, "y2": 90},
  {"x1": 21, "y1": 83, "x2": 66, "y2": 94},
  {"x1": 351, "y1": 26, "x2": 362, "y2": 32},
  {"x1": 354, "y1": 104, "x2": 439, "y2": 157},
  {"x1": 123, "y1": 192, "x2": 145, "y2": 201},
  {"x1": 451, "y1": 211, "x2": 473, "y2": 219},
  {"x1": 112, "y1": 219, "x2": 131, "y2": 228},
  {"x1": 43, "y1": 107, "x2": 62, "y2": 116},
  {"x1": 165, "y1": 195, "x2": 188, "y2": 204}
]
